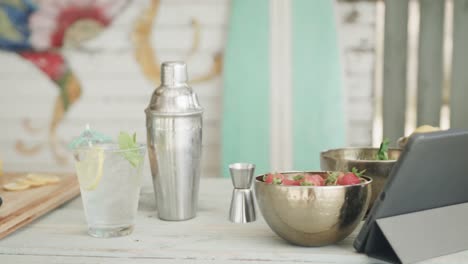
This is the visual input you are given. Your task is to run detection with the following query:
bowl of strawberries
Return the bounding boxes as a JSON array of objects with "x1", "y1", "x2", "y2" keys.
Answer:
[{"x1": 255, "y1": 170, "x2": 372, "y2": 247}]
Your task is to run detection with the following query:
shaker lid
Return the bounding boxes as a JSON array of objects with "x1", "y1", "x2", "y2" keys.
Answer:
[
  {"x1": 146, "y1": 62, "x2": 203, "y2": 115},
  {"x1": 161, "y1": 61, "x2": 187, "y2": 85}
]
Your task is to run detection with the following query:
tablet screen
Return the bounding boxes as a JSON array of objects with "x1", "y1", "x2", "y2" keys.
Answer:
[{"x1": 355, "y1": 129, "x2": 468, "y2": 251}]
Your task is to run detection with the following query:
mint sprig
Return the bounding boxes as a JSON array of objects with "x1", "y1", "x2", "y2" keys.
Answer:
[
  {"x1": 118, "y1": 132, "x2": 142, "y2": 168},
  {"x1": 377, "y1": 138, "x2": 390, "y2": 160}
]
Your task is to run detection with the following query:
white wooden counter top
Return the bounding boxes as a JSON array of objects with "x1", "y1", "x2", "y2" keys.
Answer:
[{"x1": 0, "y1": 178, "x2": 467, "y2": 263}]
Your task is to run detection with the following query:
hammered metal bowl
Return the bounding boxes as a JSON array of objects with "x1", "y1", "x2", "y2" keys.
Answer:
[
  {"x1": 255, "y1": 172, "x2": 372, "y2": 247},
  {"x1": 320, "y1": 148, "x2": 401, "y2": 210}
]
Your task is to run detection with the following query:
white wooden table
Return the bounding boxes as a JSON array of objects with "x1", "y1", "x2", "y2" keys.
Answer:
[{"x1": 1, "y1": 178, "x2": 467, "y2": 263}]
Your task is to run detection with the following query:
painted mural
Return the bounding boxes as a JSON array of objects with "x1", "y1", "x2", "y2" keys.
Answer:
[{"x1": 0, "y1": 0, "x2": 222, "y2": 166}]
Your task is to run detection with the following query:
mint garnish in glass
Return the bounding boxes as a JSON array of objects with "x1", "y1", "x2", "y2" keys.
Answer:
[{"x1": 118, "y1": 132, "x2": 142, "y2": 168}]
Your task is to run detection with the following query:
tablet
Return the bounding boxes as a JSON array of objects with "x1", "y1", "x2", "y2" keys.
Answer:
[{"x1": 354, "y1": 129, "x2": 468, "y2": 256}]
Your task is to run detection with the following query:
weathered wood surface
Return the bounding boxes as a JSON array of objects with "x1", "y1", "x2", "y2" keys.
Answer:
[
  {"x1": 0, "y1": 177, "x2": 467, "y2": 263},
  {"x1": 336, "y1": 1, "x2": 377, "y2": 147},
  {"x1": 382, "y1": 0, "x2": 409, "y2": 144},
  {"x1": 451, "y1": 0, "x2": 468, "y2": 129},
  {"x1": 417, "y1": 0, "x2": 444, "y2": 127}
]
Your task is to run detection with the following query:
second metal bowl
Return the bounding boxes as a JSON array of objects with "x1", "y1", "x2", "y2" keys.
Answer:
[{"x1": 320, "y1": 147, "x2": 401, "y2": 210}]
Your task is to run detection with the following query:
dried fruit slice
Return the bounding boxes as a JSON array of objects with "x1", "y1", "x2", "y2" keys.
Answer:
[
  {"x1": 3, "y1": 182, "x2": 30, "y2": 191},
  {"x1": 26, "y1": 174, "x2": 61, "y2": 184},
  {"x1": 17, "y1": 178, "x2": 47, "y2": 187}
]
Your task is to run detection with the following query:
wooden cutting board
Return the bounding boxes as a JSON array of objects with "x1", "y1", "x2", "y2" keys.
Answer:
[{"x1": 0, "y1": 172, "x2": 80, "y2": 239}]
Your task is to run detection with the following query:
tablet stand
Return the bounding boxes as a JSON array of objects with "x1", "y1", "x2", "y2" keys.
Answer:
[{"x1": 364, "y1": 202, "x2": 468, "y2": 264}]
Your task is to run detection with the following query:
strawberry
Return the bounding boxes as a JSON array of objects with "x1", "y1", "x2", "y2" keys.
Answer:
[
  {"x1": 300, "y1": 174, "x2": 325, "y2": 186},
  {"x1": 293, "y1": 175, "x2": 304, "y2": 181},
  {"x1": 325, "y1": 171, "x2": 343, "y2": 185},
  {"x1": 336, "y1": 168, "x2": 366, "y2": 186},
  {"x1": 336, "y1": 173, "x2": 361, "y2": 185},
  {"x1": 281, "y1": 175, "x2": 304, "y2": 186},
  {"x1": 283, "y1": 178, "x2": 301, "y2": 186},
  {"x1": 263, "y1": 173, "x2": 284, "y2": 185}
]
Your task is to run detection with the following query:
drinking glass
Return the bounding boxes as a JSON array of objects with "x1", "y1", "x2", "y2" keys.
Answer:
[{"x1": 73, "y1": 143, "x2": 145, "y2": 238}]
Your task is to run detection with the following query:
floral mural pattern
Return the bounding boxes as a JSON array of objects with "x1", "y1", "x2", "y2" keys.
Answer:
[
  {"x1": 0, "y1": 0, "x2": 128, "y2": 164},
  {"x1": 0, "y1": 0, "x2": 222, "y2": 165}
]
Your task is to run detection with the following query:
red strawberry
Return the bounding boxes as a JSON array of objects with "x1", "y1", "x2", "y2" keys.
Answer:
[
  {"x1": 293, "y1": 175, "x2": 304, "y2": 181},
  {"x1": 263, "y1": 173, "x2": 284, "y2": 184},
  {"x1": 325, "y1": 171, "x2": 344, "y2": 185},
  {"x1": 282, "y1": 178, "x2": 301, "y2": 186},
  {"x1": 325, "y1": 168, "x2": 366, "y2": 186},
  {"x1": 336, "y1": 172, "x2": 361, "y2": 185},
  {"x1": 336, "y1": 168, "x2": 366, "y2": 186},
  {"x1": 300, "y1": 174, "x2": 325, "y2": 186}
]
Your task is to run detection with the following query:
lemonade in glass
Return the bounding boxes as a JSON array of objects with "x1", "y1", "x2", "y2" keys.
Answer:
[{"x1": 73, "y1": 132, "x2": 145, "y2": 238}]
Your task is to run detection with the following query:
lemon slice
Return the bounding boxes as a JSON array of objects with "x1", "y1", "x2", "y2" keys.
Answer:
[
  {"x1": 26, "y1": 174, "x2": 60, "y2": 184},
  {"x1": 17, "y1": 178, "x2": 47, "y2": 187},
  {"x1": 74, "y1": 147, "x2": 105, "y2": 191},
  {"x1": 3, "y1": 182, "x2": 30, "y2": 191}
]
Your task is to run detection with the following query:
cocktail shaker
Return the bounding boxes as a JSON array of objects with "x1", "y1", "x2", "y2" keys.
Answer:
[{"x1": 145, "y1": 62, "x2": 203, "y2": 221}]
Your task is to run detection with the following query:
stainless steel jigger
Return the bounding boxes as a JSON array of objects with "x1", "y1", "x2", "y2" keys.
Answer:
[{"x1": 229, "y1": 163, "x2": 256, "y2": 223}]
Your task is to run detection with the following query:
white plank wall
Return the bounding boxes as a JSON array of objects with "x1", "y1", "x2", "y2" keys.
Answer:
[
  {"x1": 335, "y1": 1, "x2": 376, "y2": 147},
  {"x1": 0, "y1": 0, "x2": 377, "y2": 176},
  {"x1": 0, "y1": 0, "x2": 227, "y2": 178}
]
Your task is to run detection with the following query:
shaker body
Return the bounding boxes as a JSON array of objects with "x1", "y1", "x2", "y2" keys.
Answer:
[{"x1": 146, "y1": 113, "x2": 202, "y2": 221}]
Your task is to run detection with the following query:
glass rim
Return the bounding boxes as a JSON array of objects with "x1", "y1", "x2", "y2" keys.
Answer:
[{"x1": 73, "y1": 143, "x2": 146, "y2": 153}]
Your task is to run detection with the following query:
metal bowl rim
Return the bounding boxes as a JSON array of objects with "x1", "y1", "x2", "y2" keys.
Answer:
[
  {"x1": 320, "y1": 147, "x2": 401, "y2": 163},
  {"x1": 255, "y1": 171, "x2": 372, "y2": 189}
]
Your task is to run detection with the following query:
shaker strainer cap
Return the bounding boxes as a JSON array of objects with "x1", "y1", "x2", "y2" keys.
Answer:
[
  {"x1": 146, "y1": 62, "x2": 203, "y2": 114},
  {"x1": 161, "y1": 61, "x2": 188, "y2": 85}
]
